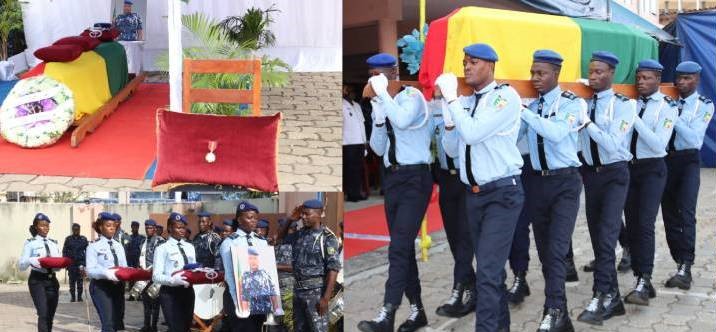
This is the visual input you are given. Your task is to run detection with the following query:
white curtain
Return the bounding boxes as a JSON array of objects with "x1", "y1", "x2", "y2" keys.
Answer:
[{"x1": 21, "y1": 0, "x2": 112, "y2": 67}]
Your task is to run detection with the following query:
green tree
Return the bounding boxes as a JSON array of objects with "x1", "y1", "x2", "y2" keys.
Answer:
[{"x1": 0, "y1": 0, "x2": 24, "y2": 61}]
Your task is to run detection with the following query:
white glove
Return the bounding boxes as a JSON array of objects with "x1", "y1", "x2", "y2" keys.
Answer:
[
  {"x1": 442, "y1": 100, "x2": 455, "y2": 127},
  {"x1": 368, "y1": 73, "x2": 389, "y2": 97},
  {"x1": 104, "y1": 268, "x2": 119, "y2": 282},
  {"x1": 580, "y1": 107, "x2": 592, "y2": 126},
  {"x1": 435, "y1": 73, "x2": 459, "y2": 103},
  {"x1": 171, "y1": 273, "x2": 190, "y2": 287},
  {"x1": 372, "y1": 104, "x2": 386, "y2": 125},
  {"x1": 274, "y1": 308, "x2": 285, "y2": 316},
  {"x1": 28, "y1": 257, "x2": 41, "y2": 269}
]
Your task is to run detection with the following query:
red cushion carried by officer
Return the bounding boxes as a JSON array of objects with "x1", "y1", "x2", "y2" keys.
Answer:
[
  {"x1": 114, "y1": 267, "x2": 152, "y2": 281},
  {"x1": 172, "y1": 268, "x2": 224, "y2": 285},
  {"x1": 38, "y1": 257, "x2": 73, "y2": 269}
]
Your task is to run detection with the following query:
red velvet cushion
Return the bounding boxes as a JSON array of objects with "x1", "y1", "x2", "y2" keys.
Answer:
[
  {"x1": 38, "y1": 257, "x2": 73, "y2": 269},
  {"x1": 152, "y1": 110, "x2": 281, "y2": 192},
  {"x1": 173, "y1": 270, "x2": 225, "y2": 284},
  {"x1": 33, "y1": 44, "x2": 83, "y2": 62},
  {"x1": 20, "y1": 62, "x2": 46, "y2": 79},
  {"x1": 114, "y1": 267, "x2": 152, "y2": 281},
  {"x1": 54, "y1": 36, "x2": 101, "y2": 51},
  {"x1": 80, "y1": 28, "x2": 120, "y2": 42}
]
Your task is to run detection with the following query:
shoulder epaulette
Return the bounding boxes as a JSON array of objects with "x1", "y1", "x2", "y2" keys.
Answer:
[
  {"x1": 561, "y1": 91, "x2": 577, "y2": 100},
  {"x1": 615, "y1": 93, "x2": 629, "y2": 102},
  {"x1": 664, "y1": 95, "x2": 677, "y2": 107},
  {"x1": 26, "y1": 238, "x2": 33, "y2": 242},
  {"x1": 699, "y1": 95, "x2": 712, "y2": 104},
  {"x1": 49, "y1": 239, "x2": 57, "y2": 244},
  {"x1": 228, "y1": 233, "x2": 239, "y2": 240},
  {"x1": 495, "y1": 83, "x2": 509, "y2": 90}
]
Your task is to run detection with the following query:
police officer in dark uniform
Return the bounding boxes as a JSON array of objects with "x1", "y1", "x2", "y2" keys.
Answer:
[
  {"x1": 435, "y1": 43, "x2": 525, "y2": 332},
  {"x1": 19, "y1": 213, "x2": 62, "y2": 332},
  {"x1": 430, "y1": 95, "x2": 476, "y2": 317},
  {"x1": 291, "y1": 200, "x2": 341, "y2": 332},
  {"x1": 63, "y1": 223, "x2": 88, "y2": 302},
  {"x1": 255, "y1": 219, "x2": 270, "y2": 240},
  {"x1": 192, "y1": 212, "x2": 221, "y2": 268},
  {"x1": 241, "y1": 247, "x2": 281, "y2": 314},
  {"x1": 622, "y1": 59, "x2": 678, "y2": 305},
  {"x1": 139, "y1": 219, "x2": 165, "y2": 332},
  {"x1": 576, "y1": 51, "x2": 636, "y2": 325},
  {"x1": 662, "y1": 61, "x2": 713, "y2": 290},
  {"x1": 520, "y1": 50, "x2": 586, "y2": 331},
  {"x1": 127, "y1": 221, "x2": 145, "y2": 301},
  {"x1": 357, "y1": 53, "x2": 433, "y2": 332}
]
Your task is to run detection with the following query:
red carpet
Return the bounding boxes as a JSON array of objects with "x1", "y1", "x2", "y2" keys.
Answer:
[
  {"x1": 0, "y1": 83, "x2": 166, "y2": 179},
  {"x1": 345, "y1": 187, "x2": 445, "y2": 259}
]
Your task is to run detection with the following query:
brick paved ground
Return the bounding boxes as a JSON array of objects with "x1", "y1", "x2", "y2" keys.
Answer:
[
  {"x1": 0, "y1": 72, "x2": 342, "y2": 192},
  {"x1": 345, "y1": 169, "x2": 716, "y2": 331}
]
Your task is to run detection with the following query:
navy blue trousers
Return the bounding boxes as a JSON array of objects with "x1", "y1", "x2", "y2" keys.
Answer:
[
  {"x1": 90, "y1": 279, "x2": 125, "y2": 332},
  {"x1": 662, "y1": 150, "x2": 700, "y2": 265},
  {"x1": 582, "y1": 162, "x2": 629, "y2": 294},
  {"x1": 625, "y1": 158, "x2": 667, "y2": 276},
  {"x1": 465, "y1": 177, "x2": 524, "y2": 332},
  {"x1": 508, "y1": 155, "x2": 533, "y2": 274},
  {"x1": 437, "y1": 168, "x2": 475, "y2": 287},
  {"x1": 528, "y1": 170, "x2": 582, "y2": 309},
  {"x1": 159, "y1": 285, "x2": 195, "y2": 332},
  {"x1": 28, "y1": 271, "x2": 59, "y2": 332},
  {"x1": 382, "y1": 166, "x2": 433, "y2": 306}
]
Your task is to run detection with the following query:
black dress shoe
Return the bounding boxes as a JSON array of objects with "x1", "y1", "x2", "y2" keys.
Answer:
[
  {"x1": 617, "y1": 250, "x2": 632, "y2": 272},
  {"x1": 435, "y1": 286, "x2": 466, "y2": 317},
  {"x1": 601, "y1": 291, "x2": 625, "y2": 320},
  {"x1": 460, "y1": 287, "x2": 476, "y2": 316},
  {"x1": 565, "y1": 258, "x2": 579, "y2": 282},
  {"x1": 665, "y1": 263, "x2": 692, "y2": 290},
  {"x1": 397, "y1": 304, "x2": 428, "y2": 332},
  {"x1": 582, "y1": 260, "x2": 595, "y2": 272},
  {"x1": 625, "y1": 274, "x2": 655, "y2": 305},
  {"x1": 506, "y1": 271, "x2": 530, "y2": 305},
  {"x1": 358, "y1": 303, "x2": 397, "y2": 332},
  {"x1": 77, "y1": 296, "x2": 83, "y2": 302},
  {"x1": 577, "y1": 293, "x2": 604, "y2": 325},
  {"x1": 537, "y1": 307, "x2": 574, "y2": 332}
]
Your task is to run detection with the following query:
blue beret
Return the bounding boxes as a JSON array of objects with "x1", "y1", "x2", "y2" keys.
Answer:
[
  {"x1": 636, "y1": 59, "x2": 663, "y2": 72},
  {"x1": 98, "y1": 212, "x2": 115, "y2": 221},
  {"x1": 591, "y1": 51, "x2": 619, "y2": 67},
  {"x1": 257, "y1": 219, "x2": 269, "y2": 229},
  {"x1": 144, "y1": 219, "x2": 157, "y2": 226},
  {"x1": 223, "y1": 219, "x2": 235, "y2": 227},
  {"x1": 34, "y1": 213, "x2": 50, "y2": 223},
  {"x1": 213, "y1": 226, "x2": 223, "y2": 233},
  {"x1": 675, "y1": 61, "x2": 702, "y2": 74},
  {"x1": 168, "y1": 212, "x2": 187, "y2": 225},
  {"x1": 72, "y1": 223, "x2": 80, "y2": 228},
  {"x1": 197, "y1": 212, "x2": 212, "y2": 218},
  {"x1": 303, "y1": 199, "x2": 324, "y2": 209},
  {"x1": 533, "y1": 49, "x2": 563, "y2": 66},
  {"x1": 463, "y1": 43, "x2": 498, "y2": 62},
  {"x1": 112, "y1": 213, "x2": 122, "y2": 222},
  {"x1": 131, "y1": 221, "x2": 140, "y2": 226},
  {"x1": 366, "y1": 53, "x2": 397, "y2": 68},
  {"x1": 124, "y1": 0, "x2": 133, "y2": 4},
  {"x1": 236, "y1": 201, "x2": 259, "y2": 214},
  {"x1": 248, "y1": 247, "x2": 259, "y2": 256}
]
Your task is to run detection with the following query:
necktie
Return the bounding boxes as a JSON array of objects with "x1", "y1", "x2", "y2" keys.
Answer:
[
  {"x1": 43, "y1": 238, "x2": 51, "y2": 257},
  {"x1": 630, "y1": 96, "x2": 649, "y2": 158},
  {"x1": 246, "y1": 234, "x2": 254, "y2": 246},
  {"x1": 386, "y1": 120, "x2": 399, "y2": 166},
  {"x1": 536, "y1": 96, "x2": 548, "y2": 170},
  {"x1": 465, "y1": 93, "x2": 483, "y2": 190},
  {"x1": 177, "y1": 242, "x2": 188, "y2": 266},
  {"x1": 589, "y1": 95, "x2": 602, "y2": 166},
  {"x1": 108, "y1": 240, "x2": 119, "y2": 266},
  {"x1": 668, "y1": 99, "x2": 685, "y2": 152}
]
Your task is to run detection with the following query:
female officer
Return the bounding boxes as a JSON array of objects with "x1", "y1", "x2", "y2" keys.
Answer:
[
  {"x1": 152, "y1": 212, "x2": 196, "y2": 332},
  {"x1": 18, "y1": 213, "x2": 62, "y2": 332},
  {"x1": 86, "y1": 212, "x2": 128, "y2": 332}
]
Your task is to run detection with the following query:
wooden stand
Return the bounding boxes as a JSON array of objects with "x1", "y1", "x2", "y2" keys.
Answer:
[
  {"x1": 70, "y1": 72, "x2": 147, "y2": 147},
  {"x1": 193, "y1": 312, "x2": 224, "y2": 332}
]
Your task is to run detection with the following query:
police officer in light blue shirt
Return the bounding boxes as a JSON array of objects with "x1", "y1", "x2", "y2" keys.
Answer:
[
  {"x1": 518, "y1": 49, "x2": 585, "y2": 331},
  {"x1": 19, "y1": 213, "x2": 62, "y2": 332},
  {"x1": 434, "y1": 43, "x2": 524, "y2": 332},
  {"x1": 576, "y1": 51, "x2": 636, "y2": 326},
  {"x1": 358, "y1": 53, "x2": 433, "y2": 332},
  {"x1": 622, "y1": 59, "x2": 677, "y2": 306},
  {"x1": 661, "y1": 61, "x2": 714, "y2": 290},
  {"x1": 220, "y1": 201, "x2": 270, "y2": 332},
  {"x1": 430, "y1": 98, "x2": 476, "y2": 318},
  {"x1": 86, "y1": 212, "x2": 128, "y2": 332},
  {"x1": 152, "y1": 212, "x2": 196, "y2": 332}
]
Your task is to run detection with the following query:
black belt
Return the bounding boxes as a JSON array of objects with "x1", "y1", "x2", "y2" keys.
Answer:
[
  {"x1": 533, "y1": 167, "x2": 578, "y2": 177},
  {"x1": 582, "y1": 161, "x2": 627, "y2": 173},
  {"x1": 30, "y1": 270, "x2": 56, "y2": 280},
  {"x1": 386, "y1": 163, "x2": 430, "y2": 173},
  {"x1": 295, "y1": 277, "x2": 324, "y2": 289},
  {"x1": 630, "y1": 157, "x2": 664, "y2": 165},
  {"x1": 467, "y1": 175, "x2": 519, "y2": 194},
  {"x1": 440, "y1": 168, "x2": 460, "y2": 175},
  {"x1": 667, "y1": 149, "x2": 699, "y2": 157}
]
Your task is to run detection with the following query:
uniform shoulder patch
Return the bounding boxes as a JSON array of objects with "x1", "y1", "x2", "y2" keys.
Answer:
[
  {"x1": 615, "y1": 93, "x2": 629, "y2": 102},
  {"x1": 495, "y1": 83, "x2": 510, "y2": 90},
  {"x1": 561, "y1": 91, "x2": 577, "y2": 100},
  {"x1": 26, "y1": 238, "x2": 32, "y2": 242},
  {"x1": 664, "y1": 95, "x2": 677, "y2": 107},
  {"x1": 699, "y1": 95, "x2": 713, "y2": 104},
  {"x1": 50, "y1": 239, "x2": 58, "y2": 244}
]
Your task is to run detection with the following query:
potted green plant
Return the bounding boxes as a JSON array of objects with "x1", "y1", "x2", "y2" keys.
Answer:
[{"x1": 0, "y1": 0, "x2": 24, "y2": 80}]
